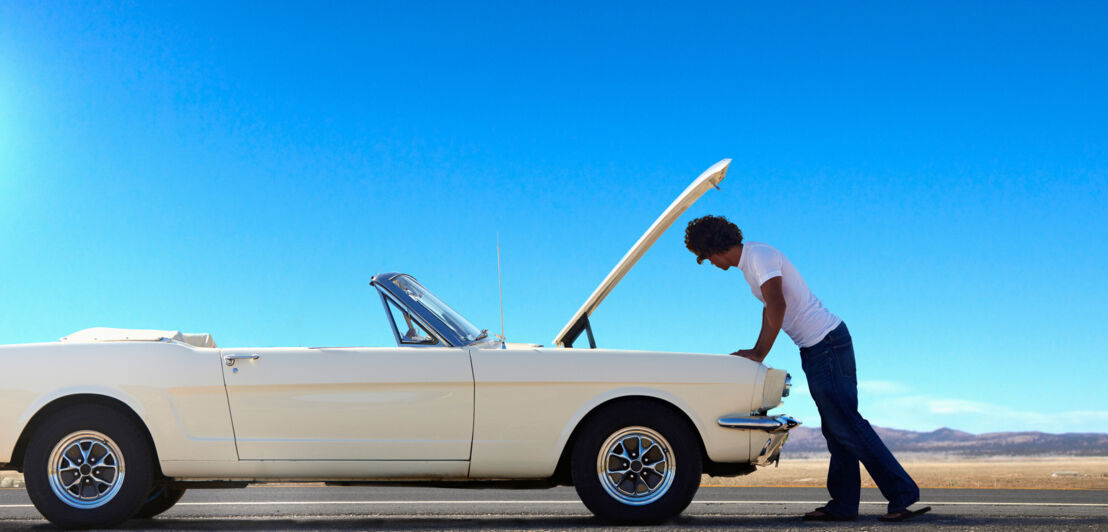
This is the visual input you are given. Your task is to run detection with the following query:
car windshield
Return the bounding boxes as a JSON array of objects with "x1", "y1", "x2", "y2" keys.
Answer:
[{"x1": 391, "y1": 275, "x2": 484, "y2": 344}]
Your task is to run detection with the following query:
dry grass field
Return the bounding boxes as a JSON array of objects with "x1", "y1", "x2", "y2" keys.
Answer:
[{"x1": 704, "y1": 456, "x2": 1108, "y2": 490}]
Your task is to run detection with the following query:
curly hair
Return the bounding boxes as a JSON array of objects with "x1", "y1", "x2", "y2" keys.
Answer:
[{"x1": 684, "y1": 215, "x2": 743, "y2": 264}]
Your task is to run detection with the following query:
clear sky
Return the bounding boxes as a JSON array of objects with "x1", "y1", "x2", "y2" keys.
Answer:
[{"x1": 2, "y1": 1, "x2": 1105, "y2": 434}]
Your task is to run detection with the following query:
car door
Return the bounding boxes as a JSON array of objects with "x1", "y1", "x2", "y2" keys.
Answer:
[{"x1": 221, "y1": 346, "x2": 474, "y2": 461}]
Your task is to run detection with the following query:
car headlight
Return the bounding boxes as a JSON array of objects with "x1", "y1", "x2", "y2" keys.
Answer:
[{"x1": 760, "y1": 368, "x2": 790, "y2": 412}]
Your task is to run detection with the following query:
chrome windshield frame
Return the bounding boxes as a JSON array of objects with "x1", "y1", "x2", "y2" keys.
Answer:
[
  {"x1": 371, "y1": 272, "x2": 480, "y2": 348},
  {"x1": 377, "y1": 290, "x2": 448, "y2": 347}
]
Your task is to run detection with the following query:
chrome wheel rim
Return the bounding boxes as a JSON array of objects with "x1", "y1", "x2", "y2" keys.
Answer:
[
  {"x1": 47, "y1": 431, "x2": 126, "y2": 509},
  {"x1": 596, "y1": 426, "x2": 675, "y2": 505}
]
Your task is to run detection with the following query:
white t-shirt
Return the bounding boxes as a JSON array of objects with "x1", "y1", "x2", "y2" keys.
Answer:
[{"x1": 737, "y1": 242, "x2": 842, "y2": 348}]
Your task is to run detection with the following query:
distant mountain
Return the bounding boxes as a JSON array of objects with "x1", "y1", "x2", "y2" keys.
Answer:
[{"x1": 783, "y1": 425, "x2": 1108, "y2": 456}]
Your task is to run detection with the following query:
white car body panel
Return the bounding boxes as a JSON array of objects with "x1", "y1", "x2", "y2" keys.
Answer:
[
  {"x1": 1, "y1": 340, "x2": 779, "y2": 481},
  {"x1": 220, "y1": 347, "x2": 473, "y2": 461},
  {"x1": 468, "y1": 347, "x2": 765, "y2": 478},
  {"x1": 0, "y1": 342, "x2": 237, "y2": 465},
  {"x1": 158, "y1": 460, "x2": 471, "y2": 481}
]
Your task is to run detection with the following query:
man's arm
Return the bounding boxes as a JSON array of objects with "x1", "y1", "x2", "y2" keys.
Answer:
[{"x1": 732, "y1": 276, "x2": 786, "y2": 363}]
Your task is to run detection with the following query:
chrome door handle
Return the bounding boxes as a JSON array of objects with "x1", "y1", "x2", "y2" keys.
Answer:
[{"x1": 224, "y1": 353, "x2": 261, "y2": 366}]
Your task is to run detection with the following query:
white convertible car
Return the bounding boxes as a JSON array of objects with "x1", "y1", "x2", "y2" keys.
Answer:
[{"x1": 0, "y1": 159, "x2": 799, "y2": 528}]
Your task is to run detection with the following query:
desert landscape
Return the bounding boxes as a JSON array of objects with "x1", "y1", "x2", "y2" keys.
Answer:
[
  {"x1": 704, "y1": 456, "x2": 1108, "y2": 490},
  {"x1": 707, "y1": 425, "x2": 1108, "y2": 489}
]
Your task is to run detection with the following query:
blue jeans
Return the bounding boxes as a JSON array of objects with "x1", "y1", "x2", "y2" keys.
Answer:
[{"x1": 800, "y1": 322, "x2": 919, "y2": 516}]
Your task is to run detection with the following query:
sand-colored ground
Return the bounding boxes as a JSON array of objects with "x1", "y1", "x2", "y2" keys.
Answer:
[{"x1": 704, "y1": 456, "x2": 1108, "y2": 490}]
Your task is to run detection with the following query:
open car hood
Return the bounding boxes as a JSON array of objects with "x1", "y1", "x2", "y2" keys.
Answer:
[{"x1": 553, "y1": 159, "x2": 731, "y2": 347}]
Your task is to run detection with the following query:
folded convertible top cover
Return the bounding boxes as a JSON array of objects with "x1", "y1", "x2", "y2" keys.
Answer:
[{"x1": 60, "y1": 327, "x2": 217, "y2": 348}]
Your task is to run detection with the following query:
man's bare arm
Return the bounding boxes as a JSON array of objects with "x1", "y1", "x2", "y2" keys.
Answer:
[{"x1": 732, "y1": 276, "x2": 785, "y2": 363}]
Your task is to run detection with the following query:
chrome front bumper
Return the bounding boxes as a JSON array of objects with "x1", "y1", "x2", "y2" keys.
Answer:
[{"x1": 718, "y1": 414, "x2": 801, "y2": 467}]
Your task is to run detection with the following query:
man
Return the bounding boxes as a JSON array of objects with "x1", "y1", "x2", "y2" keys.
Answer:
[{"x1": 684, "y1": 215, "x2": 930, "y2": 522}]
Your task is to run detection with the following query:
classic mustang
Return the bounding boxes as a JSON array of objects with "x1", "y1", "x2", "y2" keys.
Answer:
[{"x1": 0, "y1": 159, "x2": 799, "y2": 528}]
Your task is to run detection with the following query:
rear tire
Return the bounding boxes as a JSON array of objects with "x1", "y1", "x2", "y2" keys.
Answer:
[
  {"x1": 133, "y1": 486, "x2": 186, "y2": 518},
  {"x1": 571, "y1": 400, "x2": 702, "y2": 524},
  {"x1": 23, "y1": 404, "x2": 154, "y2": 528}
]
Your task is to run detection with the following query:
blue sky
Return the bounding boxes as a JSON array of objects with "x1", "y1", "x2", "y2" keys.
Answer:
[{"x1": 2, "y1": 1, "x2": 1105, "y2": 434}]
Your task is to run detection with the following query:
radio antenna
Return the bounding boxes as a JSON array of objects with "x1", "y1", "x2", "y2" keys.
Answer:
[{"x1": 496, "y1": 233, "x2": 505, "y2": 346}]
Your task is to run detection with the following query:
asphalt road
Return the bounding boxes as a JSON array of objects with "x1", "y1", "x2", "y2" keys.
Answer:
[{"x1": 1, "y1": 485, "x2": 1105, "y2": 531}]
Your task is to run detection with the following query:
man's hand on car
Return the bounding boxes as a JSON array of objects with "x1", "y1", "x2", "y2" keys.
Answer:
[{"x1": 731, "y1": 349, "x2": 765, "y2": 363}]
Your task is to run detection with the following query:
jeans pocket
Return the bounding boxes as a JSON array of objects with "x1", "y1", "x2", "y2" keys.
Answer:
[
  {"x1": 831, "y1": 344, "x2": 857, "y2": 380},
  {"x1": 802, "y1": 349, "x2": 835, "y2": 391}
]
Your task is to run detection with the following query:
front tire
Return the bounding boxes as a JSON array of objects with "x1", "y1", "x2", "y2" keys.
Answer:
[
  {"x1": 571, "y1": 401, "x2": 702, "y2": 524},
  {"x1": 133, "y1": 486, "x2": 186, "y2": 518},
  {"x1": 23, "y1": 404, "x2": 154, "y2": 528}
]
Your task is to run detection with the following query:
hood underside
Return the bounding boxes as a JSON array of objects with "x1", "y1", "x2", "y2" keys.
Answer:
[{"x1": 553, "y1": 159, "x2": 731, "y2": 347}]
